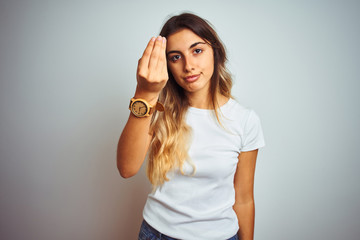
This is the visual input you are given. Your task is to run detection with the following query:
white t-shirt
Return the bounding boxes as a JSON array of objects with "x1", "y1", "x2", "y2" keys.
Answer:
[{"x1": 143, "y1": 98, "x2": 265, "y2": 240}]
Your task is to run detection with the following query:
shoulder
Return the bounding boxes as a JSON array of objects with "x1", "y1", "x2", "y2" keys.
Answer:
[
  {"x1": 222, "y1": 98, "x2": 258, "y2": 124},
  {"x1": 224, "y1": 100, "x2": 265, "y2": 151},
  {"x1": 221, "y1": 98, "x2": 264, "y2": 140}
]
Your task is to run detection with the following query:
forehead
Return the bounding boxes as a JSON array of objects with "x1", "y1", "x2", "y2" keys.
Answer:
[{"x1": 166, "y1": 28, "x2": 205, "y2": 50}]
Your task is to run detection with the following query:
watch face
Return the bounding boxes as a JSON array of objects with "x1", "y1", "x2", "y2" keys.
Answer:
[{"x1": 131, "y1": 100, "x2": 148, "y2": 117}]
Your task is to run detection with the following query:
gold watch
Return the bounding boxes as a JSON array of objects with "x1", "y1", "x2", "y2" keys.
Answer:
[{"x1": 129, "y1": 98, "x2": 164, "y2": 117}]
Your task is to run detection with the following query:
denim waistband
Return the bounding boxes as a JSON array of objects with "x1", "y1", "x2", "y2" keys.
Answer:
[
  {"x1": 139, "y1": 220, "x2": 178, "y2": 240},
  {"x1": 139, "y1": 219, "x2": 239, "y2": 240}
]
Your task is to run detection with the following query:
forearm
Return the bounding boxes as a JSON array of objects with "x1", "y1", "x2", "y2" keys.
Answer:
[
  {"x1": 233, "y1": 200, "x2": 255, "y2": 240},
  {"x1": 117, "y1": 113, "x2": 152, "y2": 178}
]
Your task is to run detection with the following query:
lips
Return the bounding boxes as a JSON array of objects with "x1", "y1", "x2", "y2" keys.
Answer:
[{"x1": 185, "y1": 74, "x2": 200, "y2": 83}]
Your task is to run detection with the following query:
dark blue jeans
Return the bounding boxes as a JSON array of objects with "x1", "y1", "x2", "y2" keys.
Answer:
[{"x1": 138, "y1": 220, "x2": 239, "y2": 240}]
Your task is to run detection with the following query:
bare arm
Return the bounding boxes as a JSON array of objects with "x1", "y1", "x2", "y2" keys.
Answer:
[
  {"x1": 233, "y1": 149, "x2": 259, "y2": 240},
  {"x1": 117, "y1": 36, "x2": 168, "y2": 178}
]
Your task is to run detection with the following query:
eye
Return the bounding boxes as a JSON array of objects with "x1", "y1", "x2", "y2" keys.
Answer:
[
  {"x1": 193, "y1": 48, "x2": 203, "y2": 54},
  {"x1": 169, "y1": 55, "x2": 181, "y2": 62}
]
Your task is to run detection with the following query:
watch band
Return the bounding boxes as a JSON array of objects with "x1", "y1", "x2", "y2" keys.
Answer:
[{"x1": 129, "y1": 98, "x2": 164, "y2": 117}]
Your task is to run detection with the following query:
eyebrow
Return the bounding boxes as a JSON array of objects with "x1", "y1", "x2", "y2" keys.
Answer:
[{"x1": 166, "y1": 42, "x2": 207, "y2": 56}]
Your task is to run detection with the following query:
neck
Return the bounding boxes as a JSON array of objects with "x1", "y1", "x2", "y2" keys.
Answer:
[{"x1": 186, "y1": 91, "x2": 228, "y2": 109}]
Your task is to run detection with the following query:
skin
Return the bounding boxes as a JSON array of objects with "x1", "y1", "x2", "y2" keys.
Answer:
[
  {"x1": 234, "y1": 149, "x2": 258, "y2": 240},
  {"x1": 166, "y1": 28, "x2": 217, "y2": 108},
  {"x1": 117, "y1": 30, "x2": 259, "y2": 240}
]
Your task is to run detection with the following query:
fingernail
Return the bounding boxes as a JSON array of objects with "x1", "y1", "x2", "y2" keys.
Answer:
[
  {"x1": 151, "y1": 37, "x2": 156, "y2": 42},
  {"x1": 157, "y1": 36, "x2": 162, "y2": 41},
  {"x1": 162, "y1": 37, "x2": 166, "y2": 43}
]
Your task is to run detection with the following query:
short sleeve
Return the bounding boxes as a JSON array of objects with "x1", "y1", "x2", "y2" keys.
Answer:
[{"x1": 241, "y1": 110, "x2": 265, "y2": 152}]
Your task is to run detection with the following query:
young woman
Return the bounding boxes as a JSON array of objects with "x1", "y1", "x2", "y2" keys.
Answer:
[{"x1": 117, "y1": 13, "x2": 265, "y2": 240}]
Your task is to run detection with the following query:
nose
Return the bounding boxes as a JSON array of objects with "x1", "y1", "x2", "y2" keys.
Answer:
[{"x1": 183, "y1": 55, "x2": 195, "y2": 73}]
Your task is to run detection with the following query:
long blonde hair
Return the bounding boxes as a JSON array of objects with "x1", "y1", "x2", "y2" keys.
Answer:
[{"x1": 147, "y1": 13, "x2": 233, "y2": 188}]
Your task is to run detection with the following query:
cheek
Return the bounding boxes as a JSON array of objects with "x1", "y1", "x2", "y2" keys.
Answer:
[
  {"x1": 168, "y1": 64, "x2": 182, "y2": 79},
  {"x1": 202, "y1": 52, "x2": 214, "y2": 74},
  {"x1": 168, "y1": 65, "x2": 183, "y2": 85},
  {"x1": 205, "y1": 59, "x2": 214, "y2": 76}
]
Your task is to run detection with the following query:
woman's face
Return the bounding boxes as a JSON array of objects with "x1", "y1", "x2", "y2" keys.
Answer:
[{"x1": 166, "y1": 28, "x2": 214, "y2": 97}]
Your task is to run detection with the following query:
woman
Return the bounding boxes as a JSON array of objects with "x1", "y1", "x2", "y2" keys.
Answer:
[{"x1": 117, "y1": 13, "x2": 265, "y2": 240}]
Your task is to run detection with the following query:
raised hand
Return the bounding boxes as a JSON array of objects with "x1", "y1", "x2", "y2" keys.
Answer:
[{"x1": 135, "y1": 36, "x2": 168, "y2": 104}]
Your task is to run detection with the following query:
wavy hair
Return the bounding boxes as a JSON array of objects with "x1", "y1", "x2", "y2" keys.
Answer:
[{"x1": 147, "y1": 13, "x2": 233, "y2": 188}]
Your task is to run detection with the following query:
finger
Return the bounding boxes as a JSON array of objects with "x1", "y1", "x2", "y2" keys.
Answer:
[
  {"x1": 138, "y1": 37, "x2": 156, "y2": 70},
  {"x1": 148, "y1": 36, "x2": 164, "y2": 70},
  {"x1": 159, "y1": 37, "x2": 168, "y2": 75}
]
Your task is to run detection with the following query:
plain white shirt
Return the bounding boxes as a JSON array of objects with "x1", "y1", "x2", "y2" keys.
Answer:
[{"x1": 143, "y1": 98, "x2": 265, "y2": 240}]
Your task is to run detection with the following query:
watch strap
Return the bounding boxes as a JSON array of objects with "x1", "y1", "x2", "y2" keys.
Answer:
[{"x1": 129, "y1": 98, "x2": 164, "y2": 117}]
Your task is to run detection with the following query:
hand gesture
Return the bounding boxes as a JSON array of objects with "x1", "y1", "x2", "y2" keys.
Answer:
[{"x1": 136, "y1": 36, "x2": 168, "y2": 104}]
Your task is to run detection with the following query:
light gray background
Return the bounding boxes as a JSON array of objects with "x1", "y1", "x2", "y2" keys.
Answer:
[{"x1": 1, "y1": 0, "x2": 359, "y2": 239}]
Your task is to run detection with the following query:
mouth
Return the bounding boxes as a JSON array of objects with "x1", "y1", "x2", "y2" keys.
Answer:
[{"x1": 184, "y1": 74, "x2": 200, "y2": 83}]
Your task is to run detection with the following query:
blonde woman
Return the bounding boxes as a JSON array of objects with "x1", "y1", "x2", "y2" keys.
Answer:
[{"x1": 117, "y1": 13, "x2": 265, "y2": 240}]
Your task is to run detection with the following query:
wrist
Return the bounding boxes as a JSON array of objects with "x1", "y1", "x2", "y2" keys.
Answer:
[{"x1": 134, "y1": 87, "x2": 159, "y2": 106}]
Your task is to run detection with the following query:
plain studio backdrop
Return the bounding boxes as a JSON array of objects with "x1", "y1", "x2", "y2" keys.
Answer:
[{"x1": 1, "y1": 0, "x2": 359, "y2": 239}]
